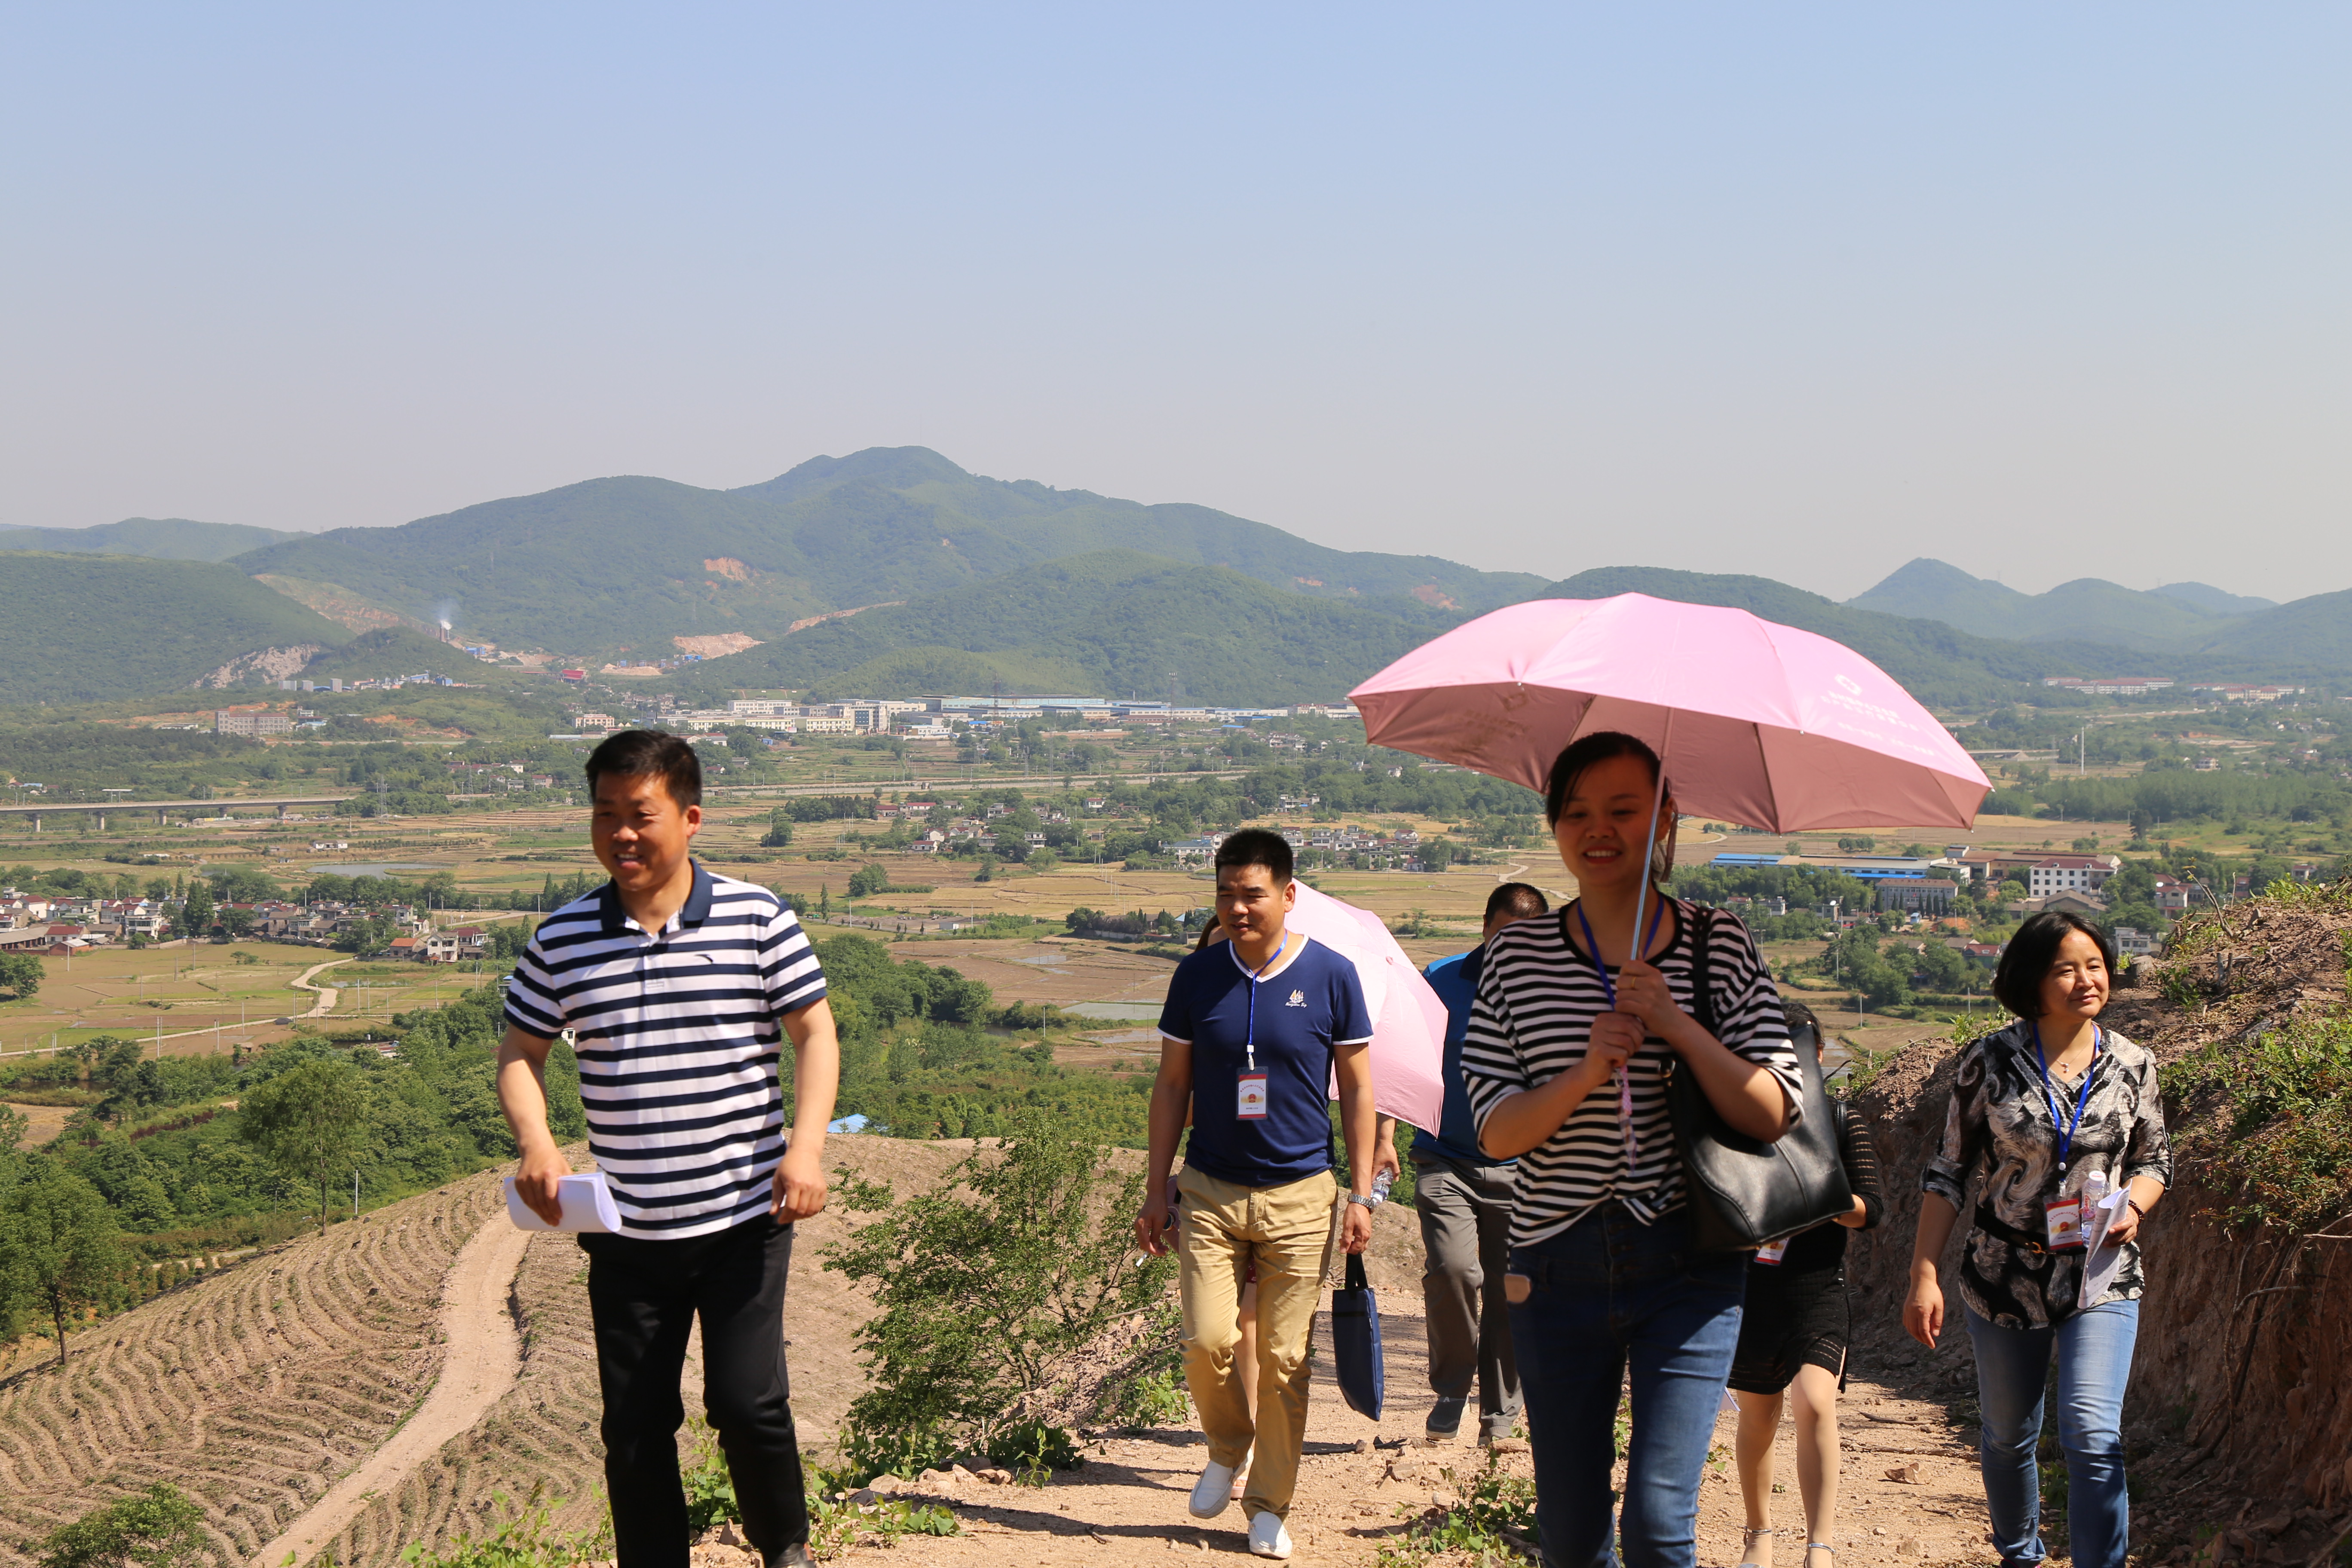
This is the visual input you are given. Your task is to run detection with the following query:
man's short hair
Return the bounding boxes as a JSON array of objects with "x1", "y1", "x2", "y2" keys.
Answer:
[
  {"x1": 1485, "y1": 882, "x2": 1548, "y2": 925},
  {"x1": 1214, "y1": 828, "x2": 1294, "y2": 884},
  {"x1": 584, "y1": 730, "x2": 703, "y2": 809},
  {"x1": 1992, "y1": 911, "x2": 2115, "y2": 1019}
]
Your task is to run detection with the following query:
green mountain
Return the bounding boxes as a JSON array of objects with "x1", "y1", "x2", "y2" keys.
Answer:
[
  {"x1": 2186, "y1": 588, "x2": 2352, "y2": 679},
  {"x1": 0, "y1": 517, "x2": 307, "y2": 562},
  {"x1": 227, "y1": 447, "x2": 1546, "y2": 656},
  {"x1": 1848, "y1": 557, "x2": 2253, "y2": 652},
  {"x1": 1546, "y1": 566, "x2": 2128, "y2": 707},
  {"x1": 2153, "y1": 582, "x2": 2277, "y2": 617},
  {"x1": 682, "y1": 551, "x2": 1438, "y2": 707},
  {"x1": 0, "y1": 552, "x2": 352, "y2": 704}
]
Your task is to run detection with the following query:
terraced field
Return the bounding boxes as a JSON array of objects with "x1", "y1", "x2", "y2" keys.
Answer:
[
  {"x1": 297, "y1": 1136, "x2": 974, "y2": 1566},
  {"x1": 0, "y1": 1173, "x2": 501, "y2": 1568},
  {"x1": 0, "y1": 1136, "x2": 1432, "y2": 1568}
]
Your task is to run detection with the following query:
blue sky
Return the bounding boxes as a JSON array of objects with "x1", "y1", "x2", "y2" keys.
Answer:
[{"x1": 3, "y1": 4, "x2": 2345, "y2": 602}]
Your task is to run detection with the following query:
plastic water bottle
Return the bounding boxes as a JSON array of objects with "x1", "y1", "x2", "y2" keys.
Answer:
[{"x1": 1371, "y1": 1170, "x2": 1395, "y2": 1205}]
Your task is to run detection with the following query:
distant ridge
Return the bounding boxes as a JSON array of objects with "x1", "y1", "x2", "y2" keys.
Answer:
[
  {"x1": 227, "y1": 447, "x2": 1547, "y2": 656},
  {"x1": 2152, "y1": 582, "x2": 2278, "y2": 617},
  {"x1": 1846, "y1": 557, "x2": 2245, "y2": 652},
  {"x1": 1543, "y1": 566, "x2": 2122, "y2": 707},
  {"x1": 0, "y1": 516, "x2": 307, "y2": 562}
]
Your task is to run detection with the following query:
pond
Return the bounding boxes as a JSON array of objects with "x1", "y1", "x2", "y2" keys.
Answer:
[{"x1": 308, "y1": 862, "x2": 443, "y2": 877}]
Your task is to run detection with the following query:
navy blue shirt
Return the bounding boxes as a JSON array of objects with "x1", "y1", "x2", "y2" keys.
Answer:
[
  {"x1": 1159, "y1": 934, "x2": 1374, "y2": 1188},
  {"x1": 1412, "y1": 947, "x2": 1513, "y2": 1168}
]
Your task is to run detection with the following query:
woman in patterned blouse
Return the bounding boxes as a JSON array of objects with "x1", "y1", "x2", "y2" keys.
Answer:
[{"x1": 1903, "y1": 913, "x2": 2171, "y2": 1568}]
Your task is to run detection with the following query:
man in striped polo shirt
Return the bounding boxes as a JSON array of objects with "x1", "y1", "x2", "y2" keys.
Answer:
[{"x1": 497, "y1": 730, "x2": 839, "y2": 1568}]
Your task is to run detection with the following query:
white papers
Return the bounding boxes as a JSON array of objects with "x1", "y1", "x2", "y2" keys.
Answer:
[
  {"x1": 504, "y1": 1171, "x2": 622, "y2": 1233},
  {"x1": 2077, "y1": 1186, "x2": 2132, "y2": 1308}
]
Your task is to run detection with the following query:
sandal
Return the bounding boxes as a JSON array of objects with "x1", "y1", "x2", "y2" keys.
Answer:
[
  {"x1": 1806, "y1": 1545, "x2": 1835, "y2": 1567},
  {"x1": 1738, "y1": 1526, "x2": 1776, "y2": 1568}
]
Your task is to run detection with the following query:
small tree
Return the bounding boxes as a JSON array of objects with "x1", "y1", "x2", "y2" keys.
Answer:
[
  {"x1": 824, "y1": 1113, "x2": 1175, "y2": 1470},
  {"x1": 238, "y1": 1057, "x2": 368, "y2": 1234},
  {"x1": 0, "y1": 952, "x2": 40, "y2": 1001},
  {"x1": 4, "y1": 1168, "x2": 122, "y2": 1363},
  {"x1": 760, "y1": 809, "x2": 793, "y2": 848},
  {"x1": 848, "y1": 862, "x2": 889, "y2": 898},
  {"x1": 176, "y1": 881, "x2": 215, "y2": 940},
  {"x1": 32, "y1": 1482, "x2": 207, "y2": 1568}
]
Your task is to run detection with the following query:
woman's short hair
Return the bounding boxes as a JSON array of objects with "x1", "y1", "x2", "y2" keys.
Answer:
[
  {"x1": 1781, "y1": 998, "x2": 1824, "y2": 1059},
  {"x1": 1543, "y1": 731, "x2": 1675, "y2": 886},
  {"x1": 1992, "y1": 912, "x2": 2117, "y2": 1018}
]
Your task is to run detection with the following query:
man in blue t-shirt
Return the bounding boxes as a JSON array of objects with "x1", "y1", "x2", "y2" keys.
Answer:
[
  {"x1": 1135, "y1": 829, "x2": 1378, "y2": 1562},
  {"x1": 1414, "y1": 881, "x2": 1547, "y2": 1447}
]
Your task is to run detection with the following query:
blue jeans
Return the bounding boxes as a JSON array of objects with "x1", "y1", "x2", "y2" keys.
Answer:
[
  {"x1": 1506, "y1": 1203, "x2": 1746, "y2": 1568},
  {"x1": 1965, "y1": 1301, "x2": 2140, "y2": 1568}
]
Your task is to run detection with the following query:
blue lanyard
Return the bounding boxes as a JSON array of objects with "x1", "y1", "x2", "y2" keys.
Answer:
[
  {"x1": 1571, "y1": 898, "x2": 1666, "y2": 1010},
  {"x1": 2031, "y1": 1022, "x2": 2101, "y2": 1173},
  {"x1": 1238, "y1": 932, "x2": 1292, "y2": 1072},
  {"x1": 1573, "y1": 898, "x2": 1667, "y2": 1167}
]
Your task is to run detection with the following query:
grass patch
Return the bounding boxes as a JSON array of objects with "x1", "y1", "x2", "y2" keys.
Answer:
[{"x1": 2162, "y1": 1016, "x2": 2352, "y2": 1232}]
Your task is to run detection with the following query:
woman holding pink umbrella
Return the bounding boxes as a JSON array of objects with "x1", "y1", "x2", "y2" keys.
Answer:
[
  {"x1": 1350, "y1": 589, "x2": 1993, "y2": 1568},
  {"x1": 1461, "y1": 733, "x2": 1803, "y2": 1568}
]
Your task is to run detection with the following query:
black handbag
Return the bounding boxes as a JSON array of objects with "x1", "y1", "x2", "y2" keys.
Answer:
[
  {"x1": 1330, "y1": 1251, "x2": 1386, "y2": 1421},
  {"x1": 1666, "y1": 908, "x2": 1855, "y2": 1253}
]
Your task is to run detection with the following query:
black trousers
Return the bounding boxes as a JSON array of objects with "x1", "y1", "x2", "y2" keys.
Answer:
[{"x1": 580, "y1": 1213, "x2": 808, "y2": 1566}]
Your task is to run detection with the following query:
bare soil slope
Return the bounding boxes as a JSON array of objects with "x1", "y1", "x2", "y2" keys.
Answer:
[{"x1": 0, "y1": 1173, "x2": 501, "y2": 1568}]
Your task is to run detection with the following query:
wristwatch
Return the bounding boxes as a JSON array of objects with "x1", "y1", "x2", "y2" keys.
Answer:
[{"x1": 1348, "y1": 1192, "x2": 1382, "y2": 1210}]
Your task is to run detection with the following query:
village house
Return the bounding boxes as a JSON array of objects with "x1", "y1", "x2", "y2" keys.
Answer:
[{"x1": 2027, "y1": 855, "x2": 2120, "y2": 897}]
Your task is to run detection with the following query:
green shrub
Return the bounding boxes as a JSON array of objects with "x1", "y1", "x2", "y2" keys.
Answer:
[
  {"x1": 1102, "y1": 1367, "x2": 1190, "y2": 1431},
  {"x1": 397, "y1": 1491, "x2": 608, "y2": 1568},
  {"x1": 984, "y1": 1419, "x2": 1081, "y2": 1480},
  {"x1": 1374, "y1": 1451, "x2": 1539, "y2": 1566},
  {"x1": 30, "y1": 1482, "x2": 205, "y2": 1568},
  {"x1": 822, "y1": 1112, "x2": 1176, "y2": 1479}
]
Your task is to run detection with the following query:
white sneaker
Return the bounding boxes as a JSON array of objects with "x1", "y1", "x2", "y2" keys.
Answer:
[
  {"x1": 1248, "y1": 1511, "x2": 1293, "y2": 1559},
  {"x1": 1188, "y1": 1459, "x2": 1237, "y2": 1519}
]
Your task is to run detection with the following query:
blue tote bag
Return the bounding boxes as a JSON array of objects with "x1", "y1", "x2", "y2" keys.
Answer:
[{"x1": 1331, "y1": 1250, "x2": 1385, "y2": 1420}]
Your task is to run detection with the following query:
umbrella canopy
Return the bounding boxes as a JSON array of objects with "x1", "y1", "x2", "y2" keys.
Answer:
[
  {"x1": 1282, "y1": 880, "x2": 1449, "y2": 1133},
  {"x1": 1348, "y1": 593, "x2": 1989, "y2": 832}
]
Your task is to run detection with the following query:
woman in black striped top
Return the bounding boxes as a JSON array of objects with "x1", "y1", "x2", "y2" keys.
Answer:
[{"x1": 1462, "y1": 732, "x2": 1802, "y2": 1568}]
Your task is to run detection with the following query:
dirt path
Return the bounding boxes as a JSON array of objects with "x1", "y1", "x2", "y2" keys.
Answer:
[
  {"x1": 248, "y1": 1207, "x2": 533, "y2": 1568},
  {"x1": 289, "y1": 957, "x2": 352, "y2": 1018},
  {"x1": 846, "y1": 1328, "x2": 1990, "y2": 1568}
]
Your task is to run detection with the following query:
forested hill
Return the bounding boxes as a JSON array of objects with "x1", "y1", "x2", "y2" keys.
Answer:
[
  {"x1": 678, "y1": 551, "x2": 1447, "y2": 706},
  {"x1": 0, "y1": 552, "x2": 352, "y2": 704},
  {"x1": 0, "y1": 517, "x2": 307, "y2": 562},
  {"x1": 227, "y1": 447, "x2": 1548, "y2": 655}
]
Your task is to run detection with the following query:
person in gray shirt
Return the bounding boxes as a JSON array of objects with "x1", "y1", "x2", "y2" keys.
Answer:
[{"x1": 1412, "y1": 880, "x2": 1547, "y2": 1444}]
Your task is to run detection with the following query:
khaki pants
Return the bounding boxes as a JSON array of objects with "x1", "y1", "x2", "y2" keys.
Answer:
[{"x1": 1176, "y1": 1164, "x2": 1340, "y2": 1522}]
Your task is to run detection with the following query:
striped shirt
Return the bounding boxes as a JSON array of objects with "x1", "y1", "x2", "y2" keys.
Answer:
[
  {"x1": 1461, "y1": 899, "x2": 1798, "y2": 1248},
  {"x1": 503, "y1": 863, "x2": 827, "y2": 1239}
]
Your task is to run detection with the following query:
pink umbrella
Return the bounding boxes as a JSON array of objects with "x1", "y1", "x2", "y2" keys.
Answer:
[
  {"x1": 1283, "y1": 880, "x2": 1448, "y2": 1133},
  {"x1": 1348, "y1": 593, "x2": 1989, "y2": 833}
]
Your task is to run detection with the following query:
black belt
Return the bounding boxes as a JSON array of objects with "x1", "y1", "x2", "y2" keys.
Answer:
[{"x1": 1975, "y1": 1205, "x2": 2057, "y2": 1256}]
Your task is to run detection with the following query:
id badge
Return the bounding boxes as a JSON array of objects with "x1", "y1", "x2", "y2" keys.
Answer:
[
  {"x1": 1237, "y1": 1073, "x2": 1270, "y2": 1119},
  {"x1": 2043, "y1": 1196, "x2": 2084, "y2": 1250},
  {"x1": 1754, "y1": 1238, "x2": 1789, "y2": 1266}
]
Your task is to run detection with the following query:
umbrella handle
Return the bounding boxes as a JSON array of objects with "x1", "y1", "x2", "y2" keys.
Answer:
[{"x1": 1626, "y1": 712, "x2": 1675, "y2": 961}]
